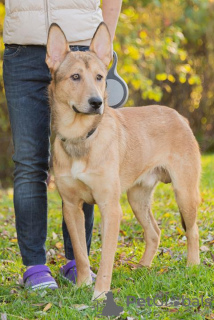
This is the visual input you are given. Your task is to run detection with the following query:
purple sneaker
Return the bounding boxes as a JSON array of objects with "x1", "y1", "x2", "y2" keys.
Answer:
[
  {"x1": 23, "y1": 265, "x2": 58, "y2": 290},
  {"x1": 60, "y1": 260, "x2": 96, "y2": 284}
]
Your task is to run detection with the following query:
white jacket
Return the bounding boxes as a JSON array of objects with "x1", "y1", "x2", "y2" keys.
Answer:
[{"x1": 3, "y1": 0, "x2": 103, "y2": 45}]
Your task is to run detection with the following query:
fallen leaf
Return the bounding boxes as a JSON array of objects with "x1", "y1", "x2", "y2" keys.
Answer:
[
  {"x1": 56, "y1": 254, "x2": 66, "y2": 261},
  {"x1": 10, "y1": 239, "x2": 17, "y2": 243},
  {"x1": 32, "y1": 303, "x2": 47, "y2": 307},
  {"x1": 169, "y1": 220, "x2": 177, "y2": 224},
  {"x1": 1, "y1": 260, "x2": 14, "y2": 264},
  {"x1": 203, "y1": 259, "x2": 212, "y2": 267},
  {"x1": 55, "y1": 242, "x2": 63, "y2": 249},
  {"x1": 210, "y1": 252, "x2": 214, "y2": 261},
  {"x1": 163, "y1": 213, "x2": 171, "y2": 218},
  {"x1": 52, "y1": 232, "x2": 58, "y2": 240},
  {"x1": 158, "y1": 267, "x2": 169, "y2": 274},
  {"x1": 200, "y1": 245, "x2": 210, "y2": 252},
  {"x1": 169, "y1": 308, "x2": 179, "y2": 313},
  {"x1": 176, "y1": 227, "x2": 183, "y2": 235},
  {"x1": 119, "y1": 230, "x2": 126, "y2": 236},
  {"x1": 158, "y1": 248, "x2": 173, "y2": 257},
  {"x1": 160, "y1": 306, "x2": 178, "y2": 313},
  {"x1": 205, "y1": 314, "x2": 214, "y2": 320},
  {"x1": 71, "y1": 304, "x2": 90, "y2": 311},
  {"x1": 17, "y1": 275, "x2": 23, "y2": 285},
  {"x1": 49, "y1": 258, "x2": 56, "y2": 265},
  {"x1": 43, "y1": 303, "x2": 52, "y2": 312},
  {"x1": 10, "y1": 289, "x2": 18, "y2": 294},
  {"x1": 203, "y1": 234, "x2": 214, "y2": 243}
]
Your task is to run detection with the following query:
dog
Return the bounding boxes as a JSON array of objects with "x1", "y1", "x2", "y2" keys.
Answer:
[{"x1": 46, "y1": 22, "x2": 201, "y2": 300}]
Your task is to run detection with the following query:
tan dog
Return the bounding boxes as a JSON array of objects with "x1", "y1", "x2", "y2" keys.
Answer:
[{"x1": 46, "y1": 23, "x2": 201, "y2": 299}]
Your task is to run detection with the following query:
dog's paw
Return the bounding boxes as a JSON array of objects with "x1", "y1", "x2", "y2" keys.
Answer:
[
  {"x1": 77, "y1": 274, "x2": 93, "y2": 287},
  {"x1": 92, "y1": 290, "x2": 107, "y2": 301}
]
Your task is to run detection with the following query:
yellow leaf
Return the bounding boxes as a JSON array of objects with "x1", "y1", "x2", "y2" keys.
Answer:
[
  {"x1": 139, "y1": 30, "x2": 147, "y2": 39},
  {"x1": 201, "y1": 117, "x2": 207, "y2": 125},
  {"x1": 56, "y1": 254, "x2": 66, "y2": 261},
  {"x1": 10, "y1": 239, "x2": 17, "y2": 243},
  {"x1": 176, "y1": 227, "x2": 183, "y2": 235},
  {"x1": 179, "y1": 75, "x2": 186, "y2": 83},
  {"x1": 123, "y1": 64, "x2": 138, "y2": 73},
  {"x1": 128, "y1": 46, "x2": 140, "y2": 60},
  {"x1": 158, "y1": 267, "x2": 169, "y2": 274},
  {"x1": 7, "y1": 188, "x2": 14, "y2": 200},
  {"x1": 43, "y1": 303, "x2": 52, "y2": 312},
  {"x1": 163, "y1": 213, "x2": 171, "y2": 218},
  {"x1": 164, "y1": 84, "x2": 172, "y2": 93},
  {"x1": 55, "y1": 242, "x2": 63, "y2": 249},
  {"x1": 179, "y1": 51, "x2": 187, "y2": 61},
  {"x1": 132, "y1": 79, "x2": 141, "y2": 90},
  {"x1": 156, "y1": 73, "x2": 167, "y2": 81},
  {"x1": 167, "y1": 74, "x2": 175, "y2": 83}
]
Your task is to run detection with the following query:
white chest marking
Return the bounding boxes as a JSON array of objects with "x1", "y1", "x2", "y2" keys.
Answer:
[{"x1": 71, "y1": 161, "x2": 86, "y2": 179}]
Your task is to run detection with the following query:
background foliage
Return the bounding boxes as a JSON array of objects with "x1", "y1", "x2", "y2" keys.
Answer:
[{"x1": 0, "y1": 0, "x2": 214, "y2": 186}]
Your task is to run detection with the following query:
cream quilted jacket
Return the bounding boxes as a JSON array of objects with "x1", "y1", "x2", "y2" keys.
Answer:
[{"x1": 3, "y1": 0, "x2": 103, "y2": 45}]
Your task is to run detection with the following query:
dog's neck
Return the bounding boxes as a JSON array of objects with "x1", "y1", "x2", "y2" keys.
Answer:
[
  {"x1": 57, "y1": 127, "x2": 97, "y2": 143},
  {"x1": 54, "y1": 107, "x2": 103, "y2": 158},
  {"x1": 52, "y1": 96, "x2": 108, "y2": 158}
]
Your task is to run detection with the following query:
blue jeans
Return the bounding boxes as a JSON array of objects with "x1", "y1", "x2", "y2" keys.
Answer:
[{"x1": 3, "y1": 44, "x2": 94, "y2": 266}]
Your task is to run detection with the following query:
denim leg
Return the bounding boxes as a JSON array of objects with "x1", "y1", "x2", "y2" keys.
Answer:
[
  {"x1": 3, "y1": 44, "x2": 94, "y2": 265},
  {"x1": 63, "y1": 203, "x2": 94, "y2": 260},
  {"x1": 3, "y1": 45, "x2": 51, "y2": 266}
]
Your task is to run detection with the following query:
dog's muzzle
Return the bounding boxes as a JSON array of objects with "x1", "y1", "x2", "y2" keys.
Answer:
[{"x1": 72, "y1": 97, "x2": 103, "y2": 115}]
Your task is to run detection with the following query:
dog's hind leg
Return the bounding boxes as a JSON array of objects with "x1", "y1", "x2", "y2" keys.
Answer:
[
  {"x1": 127, "y1": 184, "x2": 161, "y2": 267},
  {"x1": 171, "y1": 166, "x2": 201, "y2": 266}
]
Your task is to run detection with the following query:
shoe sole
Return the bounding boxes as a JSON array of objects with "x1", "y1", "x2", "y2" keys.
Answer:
[{"x1": 26, "y1": 281, "x2": 58, "y2": 291}]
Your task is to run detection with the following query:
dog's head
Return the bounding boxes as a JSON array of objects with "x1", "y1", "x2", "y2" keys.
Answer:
[{"x1": 46, "y1": 22, "x2": 112, "y2": 116}]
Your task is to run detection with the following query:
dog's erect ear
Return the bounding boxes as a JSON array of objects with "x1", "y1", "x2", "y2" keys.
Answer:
[
  {"x1": 90, "y1": 22, "x2": 112, "y2": 67},
  {"x1": 46, "y1": 23, "x2": 69, "y2": 72}
]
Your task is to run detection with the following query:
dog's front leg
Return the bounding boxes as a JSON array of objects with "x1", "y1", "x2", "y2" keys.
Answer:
[
  {"x1": 63, "y1": 200, "x2": 92, "y2": 286},
  {"x1": 92, "y1": 201, "x2": 122, "y2": 300}
]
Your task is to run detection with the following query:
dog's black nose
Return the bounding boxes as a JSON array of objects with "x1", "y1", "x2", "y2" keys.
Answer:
[{"x1": 88, "y1": 97, "x2": 102, "y2": 109}]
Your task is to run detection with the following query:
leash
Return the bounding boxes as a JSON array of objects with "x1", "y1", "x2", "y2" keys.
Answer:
[{"x1": 106, "y1": 51, "x2": 129, "y2": 109}]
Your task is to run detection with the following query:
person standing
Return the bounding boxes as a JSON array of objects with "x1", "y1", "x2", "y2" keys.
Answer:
[{"x1": 3, "y1": 0, "x2": 122, "y2": 290}]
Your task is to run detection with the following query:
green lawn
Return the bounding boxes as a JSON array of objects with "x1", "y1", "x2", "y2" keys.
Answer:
[{"x1": 0, "y1": 154, "x2": 214, "y2": 320}]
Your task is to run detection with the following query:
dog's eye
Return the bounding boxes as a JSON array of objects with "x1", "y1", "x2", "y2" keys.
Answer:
[
  {"x1": 96, "y1": 74, "x2": 103, "y2": 81},
  {"x1": 71, "y1": 74, "x2": 80, "y2": 81}
]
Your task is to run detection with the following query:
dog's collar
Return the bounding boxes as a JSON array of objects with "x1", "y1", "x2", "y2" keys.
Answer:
[
  {"x1": 85, "y1": 127, "x2": 97, "y2": 139},
  {"x1": 57, "y1": 127, "x2": 97, "y2": 142}
]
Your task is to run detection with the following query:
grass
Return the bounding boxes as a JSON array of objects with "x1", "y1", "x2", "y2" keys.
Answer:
[{"x1": 0, "y1": 154, "x2": 214, "y2": 320}]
